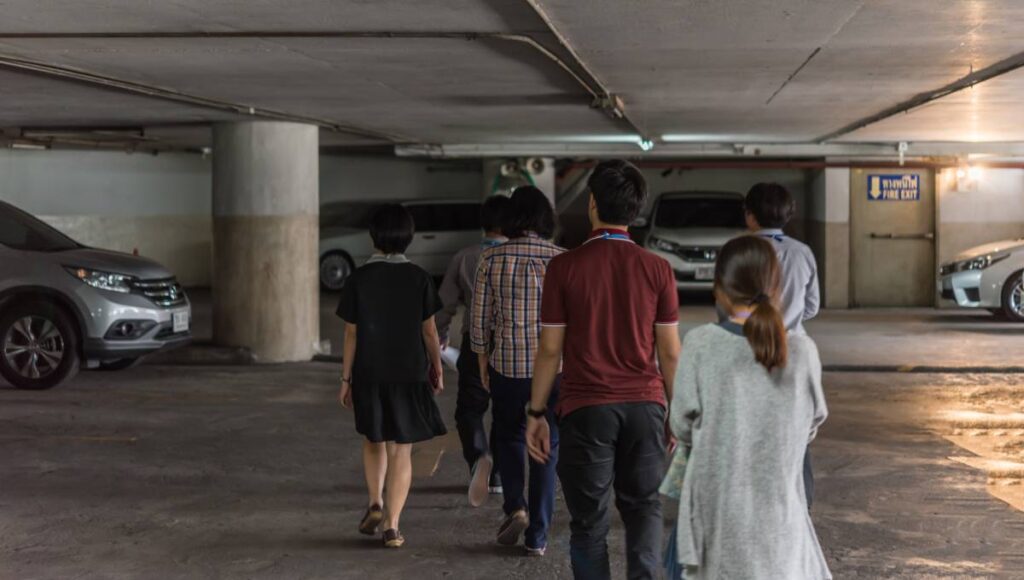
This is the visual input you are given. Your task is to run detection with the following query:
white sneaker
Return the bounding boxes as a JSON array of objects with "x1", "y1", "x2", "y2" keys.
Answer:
[{"x1": 469, "y1": 455, "x2": 493, "y2": 507}]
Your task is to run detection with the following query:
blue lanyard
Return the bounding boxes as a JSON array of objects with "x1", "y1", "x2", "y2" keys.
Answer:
[
  {"x1": 598, "y1": 232, "x2": 631, "y2": 241},
  {"x1": 481, "y1": 238, "x2": 503, "y2": 249},
  {"x1": 761, "y1": 233, "x2": 785, "y2": 243}
]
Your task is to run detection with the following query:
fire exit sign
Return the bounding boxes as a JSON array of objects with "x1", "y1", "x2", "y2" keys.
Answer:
[{"x1": 867, "y1": 174, "x2": 920, "y2": 201}]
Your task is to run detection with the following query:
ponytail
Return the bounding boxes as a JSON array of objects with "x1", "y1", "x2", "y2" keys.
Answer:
[
  {"x1": 744, "y1": 295, "x2": 787, "y2": 371},
  {"x1": 714, "y1": 236, "x2": 789, "y2": 371}
]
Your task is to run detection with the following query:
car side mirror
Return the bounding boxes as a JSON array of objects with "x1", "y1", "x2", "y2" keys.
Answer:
[{"x1": 631, "y1": 216, "x2": 649, "y2": 228}]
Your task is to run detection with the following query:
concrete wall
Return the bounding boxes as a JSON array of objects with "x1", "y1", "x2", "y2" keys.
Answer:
[
  {"x1": 936, "y1": 167, "x2": 1024, "y2": 266},
  {"x1": 0, "y1": 149, "x2": 481, "y2": 287},
  {"x1": 806, "y1": 167, "x2": 851, "y2": 309},
  {"x1": 0, "y1": 149, "x2": 213, "y2": 286}
]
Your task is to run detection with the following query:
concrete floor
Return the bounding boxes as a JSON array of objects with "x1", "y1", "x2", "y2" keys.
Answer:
[{"x1": 2, "y1": 296, "x2": 1024, "y2": 578}]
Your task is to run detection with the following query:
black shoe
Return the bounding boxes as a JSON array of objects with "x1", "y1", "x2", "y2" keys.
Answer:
[
  {"x1": 488, "y1": 471, "x2": 503, "y2": 495},
  {"x1": 496, "y1": 509, "x2": 528, "y2": 546},
  {"x1": 358, "y1": 504, "x2": 383, "y2": 535}
]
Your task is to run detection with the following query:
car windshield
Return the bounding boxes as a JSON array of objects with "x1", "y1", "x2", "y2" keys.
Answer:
[
  {"x1": 654, "y1": 197, "x2": 746, "y2": 229},
  {"x1": 0, "y1": 202, "x2": 80, "y2": 252},
  {"x1": 320, "y1": 202, "x2": 387, "y2": 229}
]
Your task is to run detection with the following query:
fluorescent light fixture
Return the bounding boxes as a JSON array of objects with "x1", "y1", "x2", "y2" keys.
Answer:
[
  {"x1": 9, "y1": 141, "x2": 48, "y2": 151},
  {"x1": 661, "y1": 133, "x2": 773, "y2": 143}
]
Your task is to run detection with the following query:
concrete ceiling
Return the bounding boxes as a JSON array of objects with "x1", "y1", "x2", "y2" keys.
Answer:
[{"x1": 0, "y1": 0, "x2": 1023, "y2": 152}]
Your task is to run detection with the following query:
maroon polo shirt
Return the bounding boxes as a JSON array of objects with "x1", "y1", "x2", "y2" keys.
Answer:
[{"x1": 540, "y1": 229, "x2": 679, "y2": 417}]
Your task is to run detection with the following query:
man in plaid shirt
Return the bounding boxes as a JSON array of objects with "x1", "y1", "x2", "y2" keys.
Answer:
[{"x1": 470, "y1": 186, "x2": 564, "y2": 557}]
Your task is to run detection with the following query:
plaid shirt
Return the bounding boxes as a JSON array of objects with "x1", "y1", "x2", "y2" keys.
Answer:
[{"x1": 470, "y1": 233, "x2": 565, "y2": 378}]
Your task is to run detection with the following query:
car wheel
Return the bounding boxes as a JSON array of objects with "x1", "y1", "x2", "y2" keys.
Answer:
[
  {"x1": 0, "y1": 301, "x2": 80, "y2": 390},
  {"x1": 97, "y1": 357, "x2": 142, "y2": 371},
  {"x1": 320, "y1": 252, "x2": 354, "y2": 292},
  {"x1": 1001, "y1": 270, "x2": 1024, "y2": 322}
]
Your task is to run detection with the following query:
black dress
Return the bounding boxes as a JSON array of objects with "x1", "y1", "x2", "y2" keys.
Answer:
[{"x1": 337, "y1": 258, "x2": 447, "y2": 444}]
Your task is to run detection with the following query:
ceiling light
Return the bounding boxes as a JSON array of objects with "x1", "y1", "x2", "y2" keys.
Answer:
[
  {"x1": 638, "y1": 139, "x2": 654, "y2": 152},
  {"x1": 9, "y1": 141, "x2": 48, "y2": 151}
]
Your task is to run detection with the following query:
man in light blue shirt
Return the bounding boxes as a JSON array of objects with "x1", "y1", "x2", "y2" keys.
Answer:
[
  {"x1": 744, "y1": 182, "x2": 821, "y2": 507},
  {"x1": 744, "y1": 183, "x2": 820, "y2": 333}
]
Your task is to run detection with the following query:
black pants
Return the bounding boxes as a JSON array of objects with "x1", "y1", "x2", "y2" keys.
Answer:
[
  {"x1": 454, "y1": 334, "x2": 495, "y2": 473},
  {"x1": 804, "y1": 448, "x2": 814, "y2": 507},
  {"x1": 558, "y1": 402, "x2": 666, "y2": 580}
]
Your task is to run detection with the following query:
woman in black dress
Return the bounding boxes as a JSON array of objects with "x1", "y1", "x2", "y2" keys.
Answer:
[{"x1": 337, "y1": 204, "x2": 447, "y2": 548}]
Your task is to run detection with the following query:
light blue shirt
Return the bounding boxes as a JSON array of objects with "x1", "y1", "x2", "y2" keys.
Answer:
[{"x1": 756, "y1": 229, "x2": 820, "y2": 332}]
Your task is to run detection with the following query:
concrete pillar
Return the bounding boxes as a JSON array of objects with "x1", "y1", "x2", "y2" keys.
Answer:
[
  {"x1": 211, "y1": 122, "x2": 319, "y2": 362},
  {"x1": 807, "y1": 167, "x2": 851, "y2": 309}
]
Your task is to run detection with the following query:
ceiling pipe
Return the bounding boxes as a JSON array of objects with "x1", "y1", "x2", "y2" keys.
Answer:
[
  {"x1": 520, "y1": 0, "x2": 647, "y2": 139},
  {"x1": 0, "y1": 53, "x2": 411, "y2": 142},
  {"x1": 0, "y1": 29, "x2": 632, "y2": 137},
  {"x1": 816, "y1": 49, "x2": 1024, "y2": 143}
]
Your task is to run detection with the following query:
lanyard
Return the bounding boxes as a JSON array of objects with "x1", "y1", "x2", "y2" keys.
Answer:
[
  {"x1": 585, "y1": 230, "x2": 634, "y2": 244},
  {"x1": 761, "y1": 233, "x2": 785, "y2": 243},
  {"x1": 481, "y1": 238, "x2": 503, "y2": 249}
]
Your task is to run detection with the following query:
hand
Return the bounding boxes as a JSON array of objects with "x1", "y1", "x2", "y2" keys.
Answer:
[
  {"x1": 665, "y1": 419, "x2": 677, "y2": 455},
  {"x1": 430, "y1": 365, "x2": 444, "y2": 395},
  {"x1": 481, "y1": 370, "x2": 490, "y2": 392},
  {"x1": 339, "y1": 380, "x2": 353, "y2": 409},
  {"x1": 526, "y1": 416, "x2": 552, "y2": 464}
]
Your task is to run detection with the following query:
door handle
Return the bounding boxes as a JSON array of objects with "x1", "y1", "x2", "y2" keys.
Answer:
[{"x1": 870, "y1": 232, "x2": 935, "y2": 240}]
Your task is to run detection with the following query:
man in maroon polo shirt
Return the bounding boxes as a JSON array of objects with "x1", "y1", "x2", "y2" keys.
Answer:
[{"x1": 526, "y1": 160, "x2": 681, "y2": 580}]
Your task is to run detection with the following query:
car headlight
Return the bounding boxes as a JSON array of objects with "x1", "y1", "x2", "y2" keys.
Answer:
[
  {"x1": 649, "y1": 237, "x2": 680, "y2": 253},
  {"x1": 65, "y1": 267, "x2": 135, "y2": 293},
  {"x1": 959, "y1": 254, "x2": 1009, "y2": 271}
]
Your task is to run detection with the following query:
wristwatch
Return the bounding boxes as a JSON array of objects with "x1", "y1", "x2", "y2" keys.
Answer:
[{"x1": 525, "y1": 404, "x2": 547, "y2": 418}]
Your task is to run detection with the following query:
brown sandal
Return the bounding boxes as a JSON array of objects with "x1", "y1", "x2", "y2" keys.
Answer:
[
  {"x1": 382, "y1": 528, "x2": 404, "y2": 548},
  {"x1": 359, "y1": 504, "x2": 384, "y2": 536}
]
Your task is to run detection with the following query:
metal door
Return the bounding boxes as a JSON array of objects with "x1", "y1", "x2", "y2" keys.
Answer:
[{"x1": 850, "y1": 168, "x2": 936, "y2": 306}]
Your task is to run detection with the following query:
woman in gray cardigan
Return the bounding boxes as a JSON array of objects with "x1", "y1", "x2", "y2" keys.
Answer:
[{"x1": 669, "y1": 236, "x2": 831, "y2": 580}]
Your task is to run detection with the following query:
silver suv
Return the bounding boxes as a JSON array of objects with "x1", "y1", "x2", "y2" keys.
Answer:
[{"x1": 0, "y1": 200, "x2": 192, "y2": 390}]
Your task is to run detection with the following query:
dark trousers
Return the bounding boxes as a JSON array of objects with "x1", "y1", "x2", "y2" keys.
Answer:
[
  {"x1": 804, "y1": 448, "x2": 814, "y2": 507},
  {"x1": 489, "y1": 368, "x2": 559, "y2": 550},
  {"x1": 558, "y1": 402, "x2": 665, "y2": 580},
  {"x1": 454, "y1": 335, "x2": 495, "y2": 473}
]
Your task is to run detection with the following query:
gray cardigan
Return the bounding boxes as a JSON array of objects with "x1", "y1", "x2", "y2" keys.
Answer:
[{"x1": 670, "y1": 323, "x2": 831, "y2": 580}]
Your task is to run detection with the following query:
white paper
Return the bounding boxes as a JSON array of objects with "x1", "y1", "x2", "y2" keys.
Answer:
[{"x1": 440, "y1": 346, "x2": 460, "y2": 370}]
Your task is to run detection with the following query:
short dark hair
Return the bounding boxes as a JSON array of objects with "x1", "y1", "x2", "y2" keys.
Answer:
[
  {"x1": 744, "y1": 183, "x2": 795, "y2": 229},
  {"x1": 480, "y1": 195, "x2": 511, "y2": 233},
  {"x1": 588, "y1": 159, "x2": 647, "y2": 224},
  {"x1": 503, "y1": 186, "x2": 555, "y2": 239},
  {"x1": 369, "y1": 203, "x2": 414, "y2": 254}
]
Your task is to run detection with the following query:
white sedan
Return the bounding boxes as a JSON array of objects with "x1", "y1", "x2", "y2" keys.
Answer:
[{"x1": 939, "y1": 238, "x2": 1024, "y2": 321}]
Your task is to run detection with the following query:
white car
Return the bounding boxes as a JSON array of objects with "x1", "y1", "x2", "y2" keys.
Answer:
[
  {"x1": 642, "y1": 191, "x2": 747, "y2": 290},
  {"x1": 939, "y1": 238, "x2": 1024, "y2": 322},
  {"x1": 319, "y1": 199, "x2": 483, "y2": 291}
]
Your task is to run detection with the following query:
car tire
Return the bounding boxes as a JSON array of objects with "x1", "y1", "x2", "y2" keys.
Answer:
[
  {"x1": 320, "y1": 251, "x2": 354, "y2": 292},
  {"x1": 1001, "y1": 270, "x2": 1024, "y2": 323},
  {"x1": 97, "y1": 357, "x2": 142, "y2": 371},
  {"x1": 0, "y1": 300, "x2": 80, "y2": 390}
]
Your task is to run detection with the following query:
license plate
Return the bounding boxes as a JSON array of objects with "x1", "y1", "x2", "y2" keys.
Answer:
[
  {"x1": 695, "y1": 266, "x2": 715, "y2": 281},
  {"x1": 172, "y1": 310, "x2": 190, "y2": 333}
]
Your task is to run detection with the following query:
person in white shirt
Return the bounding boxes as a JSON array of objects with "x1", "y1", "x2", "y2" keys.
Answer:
[{"x1": 744, "y1": 182, "x2": 822, "y2": 506}]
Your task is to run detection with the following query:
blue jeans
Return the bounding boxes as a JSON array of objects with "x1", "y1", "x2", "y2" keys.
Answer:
[{"x1": 489, "y1": 368, "x2": 559, "y2": 549}]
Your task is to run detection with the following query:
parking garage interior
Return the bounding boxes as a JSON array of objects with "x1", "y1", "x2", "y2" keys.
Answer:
[{"x1": 3, "y1": 1, "x2": 1024, "y2": 578}]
